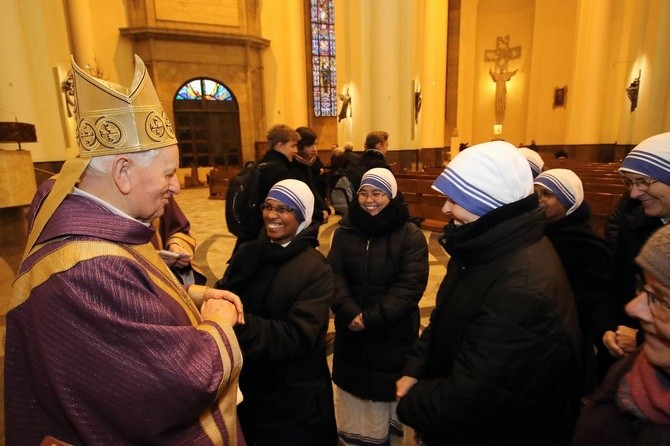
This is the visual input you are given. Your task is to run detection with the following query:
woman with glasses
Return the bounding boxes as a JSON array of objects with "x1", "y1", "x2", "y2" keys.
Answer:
[
  {"x1": 534, "y1": 169, "x2": 611, "y2": 389},
  {"x1": 327, "y1": 168, "x2": 428, "y2": 445},
  {"x1": 215, "y1": 179, "x2": 337, "y2": 445},
  {"x1": 603, "y1": 133, "x2": 670, "y2": 373},
  {"x1": 572, "y1": 224, "x2": 670, "y2": 445}
]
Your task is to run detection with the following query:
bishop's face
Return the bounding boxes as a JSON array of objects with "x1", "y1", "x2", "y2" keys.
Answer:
[{"x1": 127, "y1": 145, "x2": 181, "y2": 222}]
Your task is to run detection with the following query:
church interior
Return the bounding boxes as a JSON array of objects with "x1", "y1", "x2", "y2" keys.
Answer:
[{"x1": 1, "y1": 0, "x2": 670, "y2": 441}]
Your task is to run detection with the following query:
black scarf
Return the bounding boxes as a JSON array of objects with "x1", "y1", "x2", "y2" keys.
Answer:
[
  {"x1": 345, "y1": 193, "x2": 410, "y2": 236},
  {"x1": 439, "y1": 194, "x2": 542, "y2": 262},
  {"x1": 215, "y1": 224, "x2": 319, "y2": 313}
]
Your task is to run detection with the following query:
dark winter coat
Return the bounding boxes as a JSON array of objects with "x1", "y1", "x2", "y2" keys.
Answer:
[
  {"x1": 291, "y1": 158, "x2": 331, "y2": 223},
  {"x1": 572, "y1": 350, "x2": 670, "y2": 446},
  {"x1": 216, "y1": 223, "x2": 337, "y2": 445},
  {"x1": 544, "y1": 202, "x2": 611, "y2": 346},
  {"x1": 397, "y1": 195, "x2": 582, "y2": 446},
  {"x1": 606, "y1": 202, "x2": 664, "y2": 331},
  {"x1": 327, "y1": 195, "x2": 429, "y2": 401},
  {"x1": 350, "y1": 149, "x2": 391, "y2": 190}
]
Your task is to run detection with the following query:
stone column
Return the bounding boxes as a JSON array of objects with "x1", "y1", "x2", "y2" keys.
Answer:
[
  {"x1": 565, "y1": 0, "x2": 612, "y2": 143},
  {"x1": 64, "y1": 0, "x2": 97, "y2": 68},
  {"x1": 337, "y1": 0, "x2": 418, "y2": 152}
]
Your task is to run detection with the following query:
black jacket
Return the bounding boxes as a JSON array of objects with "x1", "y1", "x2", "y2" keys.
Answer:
[
  {"x1": 216, "y1": 223, "x2": 337, "y2": 445},
  {"x1": 544, "y1": 202, "x2": 611, "y2": 344},
  {"x1": 291, "y1": 158, "x2": 331, "y2": 222},
  {"x1": 327, "y1": 195, "x2": 429, "y2": 401},
  {"x1": 397, "y1": 195, "x2": 582, "y2": 446},
  {"x1": 606, "y1": 203, "x2": 664, "y2": 331},
  {"x1": 350, "y1": 150, "x2": 391, "y2": 190}
]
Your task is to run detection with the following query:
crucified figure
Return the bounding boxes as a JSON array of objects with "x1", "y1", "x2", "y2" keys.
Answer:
[{"x1": 490, "y1": 69, "x2": 518, "y2": 115}]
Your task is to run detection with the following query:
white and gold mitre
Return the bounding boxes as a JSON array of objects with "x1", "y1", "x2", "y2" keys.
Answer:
[{"x1": 72, "y1": 54, "x2": 177, "y2": 157}]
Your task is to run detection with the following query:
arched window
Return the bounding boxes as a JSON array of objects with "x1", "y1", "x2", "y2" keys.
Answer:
[
  {"x1": 310, "y1": 0, "x2": 337, "y2": 117},
  {"x1": 173, "y1": 78, "x2": 242, "y2": 168}
]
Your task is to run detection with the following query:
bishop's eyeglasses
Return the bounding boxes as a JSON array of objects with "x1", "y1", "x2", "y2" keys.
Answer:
[{"x1": 621, "y1": 177, "x2": 658, "y2": 192}]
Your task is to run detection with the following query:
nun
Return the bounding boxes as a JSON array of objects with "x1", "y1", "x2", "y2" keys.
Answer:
[
  {"x1": 535, "y1": 168, "x2": 611, "y2": 389},
  {"x1": 216, "y1": 179, "x2": 337, "y2": 445}
]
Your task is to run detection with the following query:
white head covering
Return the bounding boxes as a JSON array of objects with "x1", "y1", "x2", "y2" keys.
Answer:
[
  {"x1": 431, "y1": 141, "x2": 534, "y2": 216},
  {"x1": 517, "y1": 147, "x2": 545, "y2": 178},
  {"x1": 534, "y1": 168, "x2": 584, "y2": 216},
  {"x1": 358, "y1": 168, "x2": 397, "y2": 198},
  {"x1": 266, "y1": 179, "x2": 315, "y2": 235},
  {"x1": 619, "y1": 132, "x2": 670, "y2": 185}
]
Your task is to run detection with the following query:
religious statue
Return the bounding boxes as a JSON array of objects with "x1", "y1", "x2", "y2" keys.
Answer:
[
  {"x1": 484, "y1": 35, "x2": 521, "y2": 120},
  {"x1": 61, "y1": 72, "x2": 76, "y2": 118},
  {"x1": 489, "y1": 69, "x2": 517, "y2": 115},
  {"x1": 338, "y1": 88, "x2": 351, "y2": 122},
  {"x1": 626, "y1": 71, "x2": 641, "y2": 112}
]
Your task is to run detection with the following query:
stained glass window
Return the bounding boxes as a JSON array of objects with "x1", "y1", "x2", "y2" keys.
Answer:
[
  {"x1": 310, "y1": 0, "x2": 337, "y2": 117},
  {"x1": 176, "y1": 78, "x2": 232, "y2": 101}
]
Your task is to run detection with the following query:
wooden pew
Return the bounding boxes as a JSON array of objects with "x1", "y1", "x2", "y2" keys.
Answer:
[{"x1": 206, "y1": 166, "x2": 240, "y2": 199}]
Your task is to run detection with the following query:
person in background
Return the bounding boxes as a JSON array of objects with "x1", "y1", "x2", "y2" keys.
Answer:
[
  {"x1": 292, "y1": 126, "x2": 331, "y2": 224},
  {"x1": 602, "y1": 133, "x2": 670, "y2": 368},
  {"x1": 329, "y1": 141, "x2": 359, "y2": 193},
  {"x1": 3, "y1": 55, "x2": 244, "y2": 445},
  {"x1": 329, "y1": 144, "x2": 346, "y2": 172},
  {"x1": 359, "y1": 131, "x2": 391, "y2": 172},
  {"x1": 572, "y1": 224, "x2": 670, "y2": 446},
  {"x1": 555, "y1": 150, "x2": 569, "y2": 162},
  {"x1": 534, "y1": 168, "x2": 612, "y2": 390},
  {"x1": 342, "y1": 140, "x2": 361, "y2": 165},
  {"x1": 396, "y1": 141, "x2": 582, "y2": 445},
  {"x1": 216, "y1": 180, "x2": 337, "y2": 445},
  {"x1": 152, "y1": 195, "x2": 207, "y2": 285},
  {"x1": 518, "y1": 146, "x2": 545, "y2": 178},
  {"x1": 349, "y1": 131, "x2": 391, "y2": 190},
  {"x1": 328, "y1": 168, "x2": 428, "y2": 445}
]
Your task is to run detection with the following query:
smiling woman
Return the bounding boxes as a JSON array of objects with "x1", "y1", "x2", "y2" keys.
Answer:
[
  {"x1": 327, "y1": 168, "x2": 429, "y2": 445},
  {"x1": 573, "y1": 224, "x2": 670, "y2": 445},
  {"x1": 618, "y1": 132, "x2": 670, "y2": 221},
  {"x1": 215, "y1": 179, "x2": 338, "y2": 445}
]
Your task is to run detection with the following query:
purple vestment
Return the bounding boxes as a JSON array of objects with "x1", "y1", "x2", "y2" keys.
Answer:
[{"x1": 5, "y1": 192, "x2": 243, "y2": 445}]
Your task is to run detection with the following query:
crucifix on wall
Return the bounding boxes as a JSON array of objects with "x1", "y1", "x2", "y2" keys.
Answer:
[{"x1": 484, "y1": 35, "x2": 521, "y2": 120}]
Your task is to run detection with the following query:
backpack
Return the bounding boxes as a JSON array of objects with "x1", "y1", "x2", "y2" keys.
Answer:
[
  {"x1": 330, "y1": 173, "x2": 354, "y2": 215},
  {"x1": 225, "y1": 162, "x2": 267, "y2": 238}
]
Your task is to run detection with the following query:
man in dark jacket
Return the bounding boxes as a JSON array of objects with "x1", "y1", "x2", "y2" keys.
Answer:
[
  {"x1": 341, "y1": 141, "x2": 361, "y2": 165},
  {"x1": 396, "y1": 141, "x2": 582, "y2": 446},
  {"x1": 349, "y1": 130, "x2": 392, "y2": 190},
  {"x1": 232, "y1": 124, "x2": 300, "y2": 251},
  {"x1": 291, "y1": 126, "x2": 331, "y2": 224}
]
